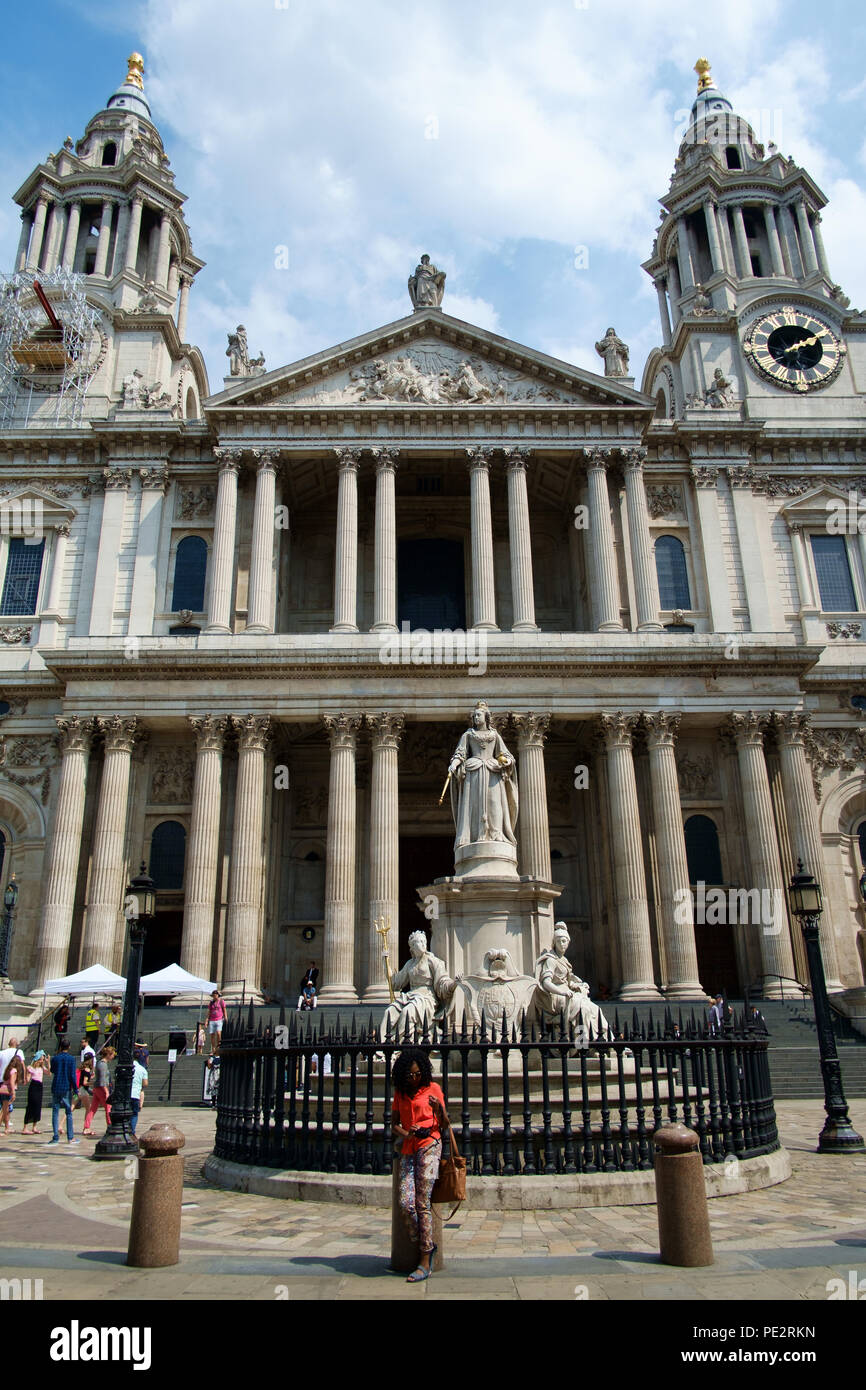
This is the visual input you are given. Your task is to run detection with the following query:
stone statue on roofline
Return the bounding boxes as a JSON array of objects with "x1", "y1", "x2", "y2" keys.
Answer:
[
  {"x1": 594, "y1": 326, "x2": 630, "y2": 377},
  {"x1": 408, "y1": 254, "x2": 446, "y2": 310},
  {"x1": 226, "y1": 324, "x2": 266, "y2": 377}
]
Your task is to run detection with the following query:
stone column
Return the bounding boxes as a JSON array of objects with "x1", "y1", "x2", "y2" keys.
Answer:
[
  {"x1": 246, "y1": 450, "x2": 279, "y2": 634},
  {"x1": 124, "y1": 196, "x2": 144, "y2": 273},
  {"x1": 623, "y1": 448, "x2": 662, "y2": 631},
  {"x1": 89, "y1": 469, "x2": 132, "y2": 636},
  {"x1": 204, "y1": 449, "x2": 241, "y2": 634},
  {"x1": 177, "y1": 276, "x2": 191, "y2": 340},
  {"x1": 319, "y1": 714, "x2": 361, "y2": 1004},
  {"x1": 512, "y1": 713, "x2": 552, "y2": 881},
  {"x1": 728, "y1": 466, "x2": 776, "y2": 632},
  {"x1": 155, "y1": 213, "x2": 172, "y2": 288},
  {"x1": 25, "y1": 197, "x2": 48, "y2": 271},
  {"x1": 704, "y1": 200, "x2": 723, "y2": 275},
  {"x1": 788, "y1": 524, "x2": 819, "y2": 610},
  {"x1": 167, "y1": 260, "x2": 180, "y2": 301},
  {"x1": 583, "y1": 448, "x2": 623, "y2": 631},
  {"x1": 724, "y1": 713, "x2": 796, "y2": 996},
  {"x1": 465, "y1": 447, "x2": 498, "y2": 630},
  {"x1": 371, "y1": 448, "x2": 399, "y2": 633},
  {"x1": 777, "y1": 204, "x2": 800, "y2": 277},
  {"x1": 61, "y1": 201, "x2": 81, "y2": 271},
  {"x1": 675, "y1": 218, "x2": 694, "y2": 290},
  {"x1": 41, "y1": 522, "x2": 71, "y2": 619},
  {"x1": 763, "y1": 206, "x2": 785, "y2": 276},
  {"x1": 34, "y1": 717, "x2": 94, "y2": 984},
  {"x1": 643, "y1": 713, "x2": 703, "y2": 998},
  {"x1": 598, "y1": 714, "x2": 661, "y2": 999},
  {"x1": 15, "y1": 213, "x2": 32, "y2": 272},
  {"x1": 731, "y1": 205, "x2": 752, "y2": 278},
  {"x1": 42, "y1": 202, "x2": 62, "y2": 271},
  {"x1": 503, "y1": 447, "x2": 538, "y2": 631},
  {"x1": 181, "y1": 716, "x2": 228, "y2": 981},
  {"x1": 773, "y1": 713, "x2": 843, "y2": 991},
  {"x1": 654, "y1": 276, "x2": 672, "y2": 346},
  {"x1": 690, "y1": 467, "x2": 734, "y2": 632},
  {"x1": 81, "y1": 717, "x2": 138, "y2": 972},
  {"x1": 795, "y1": 200, "x2": 819, "y2": 275},
  {"x1": 364, "y1": 712, "x2": 404, "y2": 1002},
  {"x1": 810, "y1": 214, "x2": 831, "y2": 278},
  {"x1": 223, "y1": 716, "x2": 271, "y2": 999},
  {"x1": 129, "y1": 468, "x2": 169, "y2": 636},
  {"x1": 718, "y1": 206, "x2": 736, "y2": 275},
  {"x1": 93, "y1": 199, "x2": 115, "y2": 277},
  {"x1": 111, "y1": 201, "x2": 130, "y2": 279},
  {"x1": 331, "y1": 449, "x2": 361, "y2": 633}
]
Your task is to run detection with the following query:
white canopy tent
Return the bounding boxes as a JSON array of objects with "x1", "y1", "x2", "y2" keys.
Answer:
[
  {"x1": 137, "y1": 964, "x2": 217, "y2": 995},
  {"x1": 39, "y1": 964, "x2": 127, "y2": 996}
]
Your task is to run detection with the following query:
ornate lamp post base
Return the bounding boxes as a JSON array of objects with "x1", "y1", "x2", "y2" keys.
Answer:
[
  {"x1": 93, "y1": 1122, "x2": 139, "y2": 1160},
  {"x1": 818, "y1": 1116, "x2": 865, "y2": 1153}
]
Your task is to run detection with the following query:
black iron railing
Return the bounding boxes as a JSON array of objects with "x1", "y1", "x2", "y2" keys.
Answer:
[{"x1": 213, "y1": 1006, "x2": 780, "y2": 1177}]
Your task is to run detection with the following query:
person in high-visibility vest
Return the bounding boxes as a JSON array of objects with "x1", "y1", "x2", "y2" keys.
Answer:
[{"x1": 84, "y1": 1001, "x2": 101, "y2": 1048}]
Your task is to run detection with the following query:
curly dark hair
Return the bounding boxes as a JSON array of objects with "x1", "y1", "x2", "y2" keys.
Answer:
[{"x1": 391, "y1": 1047, "x2": 432, "y2": 1096}]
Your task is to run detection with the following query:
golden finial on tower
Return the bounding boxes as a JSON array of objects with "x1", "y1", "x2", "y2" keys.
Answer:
[
  {"x1": 694, "y1": 57, "x2": 713, "y2": 92},
  {"x1": 126, "y1": 53, "x2": 145, "y2": 90}
]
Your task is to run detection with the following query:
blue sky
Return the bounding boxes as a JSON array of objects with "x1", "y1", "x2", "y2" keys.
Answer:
[{"x1": 2, "y1": 0, "x2": 864, "y2": 395}]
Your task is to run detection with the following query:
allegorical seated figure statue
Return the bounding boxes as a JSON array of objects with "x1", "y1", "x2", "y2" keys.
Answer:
[
  {"x1": 448, "y1": 701, "x2": 518, "y2": 872},
  {"x1": 534, "y1": 922, "x2": 610, "y2": 1037},
  {"x1": 382, "y1": 930, "x2": 459, "y2": 1035}
]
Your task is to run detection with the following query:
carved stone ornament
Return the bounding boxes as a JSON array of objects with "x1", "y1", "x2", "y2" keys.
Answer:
[
  {"x1": 688, "y1": 283, "x2": 716, "y2": 317},
  {"x1": 646, "y1": 484, "x2": 684, "y2": 518},
  {"x1": 802, "y1": 724, "x2": 866, "y2": 802},
  {"x1": 133, "y1": 281, "x2": 162, "y2": 314},
  {"x1": 139, "y1": 467, "x2": 169, "y2": 492},
  {"x1": 293, "y1": 346, "x2": 567, "y2": 407},
  {"x1": 399, "y1": 725, "x2": 452, "y2": 776},
  {"x1": 322, "y1": 713, "x2": 361, "y2": 749},
  {"x1": 675, "y1": 750, "x2": 717, "y2": 797},
  {"x1": 97, "y1": 715, "x2": 139, "y2": 754},
  {"x1": 727, "y1": 466, "x2": 756, "y2": 489},
  {"x1": 365, "y1": 712, "x2": 405, "y2": 748},
  {"x1": 3, "y1": 735, "x2": 58, "y2": 768},
  {"x1": 175, "y1": 610, "x2": 195, "y2": 627},
  {"x1": 56, "y1": 715, "x2": 94, "y2": 756},
  {"x1": 642, "y1": 711, "x2": 681, "y2": 747},
  {"x1": 189, "y1": 714, "x2": 228, "y2": 752},
  {"x1": 827, "y1": 622, "x2": 862, "y2": 640},
  {"x1": 231, "y1": 714, "x2": 272, "y2": 751},
  {"x1": 0, "y1": 627, "x2": 32, "y2": 644},
  {"x1": 177, "y1": 485, "x2": 216, "y2": 520},
  {"x1": 294, "y1": 785, "x2": 329, "y2": 825},
  {"x1": 102, "y1": 468, "x2": 132, "y2": 491},
  {"x1": 598, "y1": 711, "x2": 640, "y2": 748},
  {"x1": 512, "y1": 712, "x2": 551, "y2": 746},
  {"x1": 0, "y1": 691, "x2": 29, "y2": 717},
  {"x1": 150, "y1": 748, "x2": 195, "y2": 804}
]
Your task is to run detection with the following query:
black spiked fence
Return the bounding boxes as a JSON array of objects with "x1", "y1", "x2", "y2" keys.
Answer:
[{"x1": 212, "y1": 1007, "x2": 779, "y2": 1177}]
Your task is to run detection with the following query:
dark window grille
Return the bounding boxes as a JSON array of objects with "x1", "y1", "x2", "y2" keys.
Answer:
[
  {"x1": 150, "y1": 820, "x2": 187, "y2": 890},
  {"x1": 168, "y1": 626, "x2": 200, "y2": 636},
  {"x1": 171, "y1": 536, "x2": 207, "y2": 612},
  {"x1": 0, "y1": 539, "x2": 44, "y2": 615},
  {"x1": 655, "y1": 535, "x2": 691, "y2": 609},
  {"x1": 685, "y1": 814, "x2": 724, "y2": 884},
  {"x1": 810, "y1": 534, "x2": 857, "y2": 611}
]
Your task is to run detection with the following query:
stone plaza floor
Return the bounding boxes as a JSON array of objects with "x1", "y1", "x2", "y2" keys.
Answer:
[{"x1": 0, "y1": 1099, "x2": 863, "y2": 1302}]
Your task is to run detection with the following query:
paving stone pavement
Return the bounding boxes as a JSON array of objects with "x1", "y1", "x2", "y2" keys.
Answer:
[{"x1": 0, "y1": 1100, "x2": 862, "y2": 1301}]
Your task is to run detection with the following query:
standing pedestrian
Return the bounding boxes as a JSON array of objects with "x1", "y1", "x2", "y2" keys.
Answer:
[
  {"x1": 84, "y1": 999, "x2": 101, "y2": 1048},
  {"x1": 49, "y1": 1040, "x2": 79, "y2": 1145},
  {"x1": 391, "y1": 1047, "x2": 448, "y2": 1282},
  {"x1": 0, "y1": 1056, "x2": 24, "y2": 1132},
  {"x1": 130, "y1": 1056, "x2": 148, "y2": 1134},
  {"x1": 207, "y1": 990, "x2": 227, "y2": 1055},
  {"x1": 22, "y1": 1050, "x2": 50, "y2": 1133},
  {"x1": 53, "y1": 999, "x2": 71, "y2": 1047},
  {"x1": 103, "y1": 1003, "x2": 121, "y2": 1049},
  {"x1": 83, "y1": 1046, "x2": 114, "y2": 1137}
]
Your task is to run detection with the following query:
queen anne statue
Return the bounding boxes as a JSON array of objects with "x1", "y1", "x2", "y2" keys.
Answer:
[{"x1": 447, "y1": 702, "x2": 519, "y2": 876}]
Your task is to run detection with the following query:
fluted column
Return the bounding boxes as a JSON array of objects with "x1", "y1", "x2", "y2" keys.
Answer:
[
  {"x1": 34, "y1": 717, "x2": 94, "y2": 984},
  {"x1": 690, "y1": 467, "x2": 734, "y2": 632},
  {"x1": 61, "y1": 201, "x2": 81, "y2": 271},
  {"x1": 43, "y1": 202, "x2": 62, "y2": 272},
  {"x1": 81, "y1": 716, "x2": 138, "y2": 972},
  {"x1": 92, "y1": 199, "x2": 115, "y2": 277},
  {"x1": 25, "y1": 197, "x2": 48, "y2": 271},
  {"x1": 654, "y1": 276, "x2": 672, "y2": 346},
  {"x1": 774, "y1": 713, "x2": 843, "y2": 991},
  {"x1": 788, "y1": 523, "x2": 818, "y2": 610},
  {"x1": 583, "y1": 448, "x2": 623, "y2": 631},
  {"x1": 731, "y1": 204, "x2": 752, "y2": 278},
  {"x1": 124, "y1": 196, "x2": 143, "y2": 273},
  {"x1": 704, "y1": 200, "x2": 723, "y2": 274},
  {"x1": 246, "y1": 450, "x2": 279, "y2": 633},
  {"x1": 503, "y1": 447, "x2": 538, "y2": 631},
  {"x1": 643, "y1": 713, "x2": 703, "y2": 998},
  {"x1": 795, "y1": 200, "x2": 819, "y2": 275},
  {"x1": 331, "y1": 449, "x2": 361, "y2": 632},
  {"x1": 724, "y1": 713, "x2": 796, "y2": 996},
  {"x1": 778, "y1": 204, "x2": 800, "y2": 276},
  {"x1": 364, "y1": 712, "x2": 404, "y2": 1002},
  {"x1": 224, "y1": 716, "x2": 271, "y2": 999},
  {"x1": 512, "y1": 713, "x2": 552, "y2": 881},
  {"x1": 623, "y1": 448, "x2": 662, "y2": 631},
  {"x1": 718, "y1": 206, "x2": 736, "y2": 275},
  {"x1": 464, "y1": 447, "x2": 498, "y2": 629},
  {"x1": 111, "y1": 201, "x2": 130, "y2": 279},
  {"x1": 371, "y1": 448, "x2": 399, "y2": 632},
  {"x1": 319, "y1": 714, "x2": 361, "y2": 1003},
  {"x1": 205, "y1": 450, "x2": 241, "y2": 634},
  {"x1": 42, "y1": 522, "x2": 70, "y2": 618},
  {"x1": 177, "y1": 276, "x2": 191, "y2": 340},
  {"x1": 675, "y1": 218, "x2": 694, "y2": 290},
  {"x1": 810, "y1": 214, "x2": 831, "y2": 278},
  {"x1": 599, "y1": 714, "x2": 661, "y2": 999},
  {"x1": 15, "y1": 213, "x2": 32, "y2": 272},
  {"x1": 155, "y1": 213, "x2": 172, "y2": 287},
  {"x1": 763, "y1": 206, "x2": 785, "y2": 276},
  {"x1": 181, "y1": 716, "x2": 228, "y2": 980}
]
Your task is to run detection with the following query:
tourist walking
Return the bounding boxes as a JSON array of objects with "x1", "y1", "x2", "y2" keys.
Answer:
[
  {"x1": 83, "y1": 1046, "x2": 114, "y2": 1136},
  {"x1": 391, "y1": 1047, "x2": 448, "y2": 1282},
  {"x1": 22, "y1": 1050, "x2": 50, "y2": 1133},
  {"x1": 130, "y1": 1057, "x2": 148, "y2": 1134},
  {"x1": 0, "y1": 1056, "x2": 24, "y2": 1132},
  {"x1": 49, "y1": 1040, "x2": 79, "y2": 1144},
  {"x1": 207, "y1": 990, "x2": 227, "y2": 1054}
]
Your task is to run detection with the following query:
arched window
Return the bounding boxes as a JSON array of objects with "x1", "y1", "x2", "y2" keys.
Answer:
[
  {"x1": 684, "y1": 814, "x2": 724, "y2": 884},
  {"x1": 150, "y1": 821, "x2": 186, "y2": 890},
  {"x1": 171, "y1": 536, "x2": 207, "y2": 612},
  {"x1": 655, "y1": 535, "x2": 691, "y2": 609},
  {"x1": 101, "y1": 142, "x2": 117, "y2": 166},
  {"x1": 725, "y1": 146, "x2": 742, "y2": 170}
]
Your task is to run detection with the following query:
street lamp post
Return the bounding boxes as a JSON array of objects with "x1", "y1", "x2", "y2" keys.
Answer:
[
  {"x1": 788, "y1": 861, "x2": 864, "y2": 1153},
  {"x1": 0, "y1": 874, "x2": 18, "y2": 978},
  {"x1": 93, "y1": 863, "x2": 155, "y2": 1161}
]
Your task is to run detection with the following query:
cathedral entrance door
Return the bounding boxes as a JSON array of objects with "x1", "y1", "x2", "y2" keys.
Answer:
[
  {"x1": 397, "y1": 539, "x2": 466, "y2": 629},
  {"x1": 141, "y1": 908, "x2": 184, "y2": 976},
  {"x1": 397, "y1": 834, "x2": 454, "y2": 963}
]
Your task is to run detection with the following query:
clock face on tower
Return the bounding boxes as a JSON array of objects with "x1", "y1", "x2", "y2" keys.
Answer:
[{"x1": 743, "y1": 306, "x2": 846, "y2": 392}]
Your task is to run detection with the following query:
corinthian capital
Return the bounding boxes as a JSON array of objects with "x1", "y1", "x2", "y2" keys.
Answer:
[
  {"x1": 189, "y1": 714, "x2": 228, "y2": 752},
  {"x1": 502, "y1": 446, "x2": 532, "y2": 472},
  {"x1": 369, "y1": 447, "x2": 400, "y2": 472},
  {"x1": 772, "y1": 711, "x2": 812, "y2": 746},
  {"x1": 213, "y1": 447, "x2": 242, "y2": 474},
  {"x1": 722, "y1": 711, "x2": 770, "y2": 747},
  {"x1": 512, "y1": 712, "x2": 550, "y2": 747},
  {"x1": 97, "y1": 715, "x2": 139, "y2": 753},
  {"x1": 231, "y1": 714, "x2": 272, "y2": 751},
  {"x1": 102, "y1": 467, "x2": 132, "y2": 491},
  {"x1": 642, "y1": 710, "x2": 681, "y2": 747},
  {"x1": 139, "y1": 467, "x2": 169, "y2": 493},
  {"x1": 252, "y1": 449, "x2": 279, "y2": 473},
  {"x1": 690, "y1": 466, "x2": 719, "y2": 489},
  {"x1": 365, "y1": 711, "x2": 405, "y2": 748},
  {"x1": 622, "y1": 447, "x2": 648, "y2": 471},
  {"x1": 334, "y1": 448, "x2": 362, "y2": 473},
  {"x1": 598, "y1": 711, "x2": 640, "y2": 748},
  {"x1": 465, "y1": 446, "x2": 495, "y2": 469},
  {"x1": 323, "y1": 712, "x2": 362, "y2": 749},
  {"x1": 56, "y1": 714, "x2": 94, "y2": 756},
  {"x1": 583, "y1": 447, "x2": 612, "y2": 470}
]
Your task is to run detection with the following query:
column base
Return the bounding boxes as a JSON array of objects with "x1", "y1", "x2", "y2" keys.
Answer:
[
  {"x1": 618, "y1": 982, "x2": 664, "y2": 1001},
  {"x1": 203, "y1": 624, "x2": 232, "y2": 636},
  {"x1": 317, "y1": 985, "x2": 360, "y2": 1006},
  {"x1": 511, "y1": 622, "x2": 540, "y2": 633},
  {"x1": 598, "y1": 621, "x2": 625, "y2": 632},
  {"x1": 370, "y1": 622, "x2": 399, "y2": 634},
  {"x1": 243, "y1": 624, "x2": 273, "y2": 635},
  {"x1": 362, "y1": 984, "x2": 393, "y2": 1006},
  {"x1": 471, "y1": 622, "x2": 499, "y2": 631},
  {"x1": 329, "y1": 624, "x2": 359, "y2": 634},
  {"x1": 663, "y1": 981, "x2": 707, "y2": 1001},
  {"x1": 638, "y1": 621, "x2": 664, "y2": 632}
]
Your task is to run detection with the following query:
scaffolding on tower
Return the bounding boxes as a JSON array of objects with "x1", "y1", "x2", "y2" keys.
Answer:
[{"x1": 0, "y1": 267, "x2": 105, "y2": 430}]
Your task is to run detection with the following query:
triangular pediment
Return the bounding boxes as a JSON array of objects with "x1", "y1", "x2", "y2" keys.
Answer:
[
  {"x1": 779, "y1": 484, "x2": 854, "y2": 525},
  {"x1": 205, "y1": 309, "x2": 653, "y2": 413}
]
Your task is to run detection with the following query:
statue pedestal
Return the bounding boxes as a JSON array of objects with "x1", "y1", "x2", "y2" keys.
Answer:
[{"x1": 417, "y1": 874, "x2": 562, "y2": 981}]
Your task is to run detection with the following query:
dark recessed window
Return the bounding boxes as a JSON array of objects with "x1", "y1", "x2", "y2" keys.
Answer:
[
  {"x1": 810, "y1": 534, "x2": 857, "y2": 611},
  {"x1": 655, "y1": 535, "x2": 691, "y2": 610},
  {"x1": 171, "y1": 536, "x2": 207, "y2": 612},
  {"x1": 0, "y1": 538, "x2": 44, "y2": 615},
  {"x1": 858, "y1": 821, "x2": 866, "y2": 866},
  {"x1": 664, "y1": 622, "x2": 695, "y2": 633},
  {"x1": 150, "y1": 821, "x2": 186, "y2": 890},
  {"x1": 725, "y1": 146, "x2": 742, "y2": 170},
  {"x1": 168, "y1": 626, "x2": 200, "y2": 636},
  {"x1": 685, "y1": 815, "x2": 723, "y2": 884},
  {"x1": 101, "y1": 142, "x2": 117, "y2": 166},
  {"x1": 416, "y1": 476, "x2": 443, "y2": 495}
]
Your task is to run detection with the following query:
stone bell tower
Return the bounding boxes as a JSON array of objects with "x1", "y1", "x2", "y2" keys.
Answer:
[{"x1": 641, "y1": 58, "x2": 865, "y2": 423}]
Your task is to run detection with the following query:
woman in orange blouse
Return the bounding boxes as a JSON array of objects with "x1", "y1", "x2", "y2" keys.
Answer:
[{"x1": 391, "y1": 1047, "x2": 449, "y2": 1282}]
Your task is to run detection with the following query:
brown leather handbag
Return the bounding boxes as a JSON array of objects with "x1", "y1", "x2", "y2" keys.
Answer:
[{"x1": 431, "y1": 1120, "x2": 466, "y2": 1219}]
